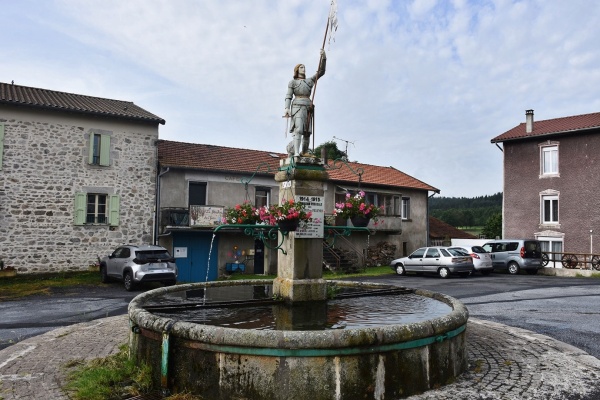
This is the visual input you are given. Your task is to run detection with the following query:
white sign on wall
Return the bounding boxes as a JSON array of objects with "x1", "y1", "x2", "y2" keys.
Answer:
[
  {"x1": 189, "y1": 205, "x2": 224, "y2": 227},
  {"x1": 173, "y1": 247, "x2": 188, "y2": 258},
  {"x1": 295, "y1": 195, "x2": 324, "y2": 239}
]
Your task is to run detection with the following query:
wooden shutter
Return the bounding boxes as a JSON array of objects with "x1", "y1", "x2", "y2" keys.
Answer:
[
  {"x1": 109, "y1": 195, "x2": 120, "y2": 226},
  {"x1": 74, "y1": 193, "x2": 87, "y2": 225},
  {"x1": 99, "y1": 135, "x2": 111, "y2": 166}
]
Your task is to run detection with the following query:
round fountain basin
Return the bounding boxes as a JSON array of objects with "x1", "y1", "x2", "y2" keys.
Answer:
[{"x1": 128, "y1": 280, "x2": 469, "y2": 400}]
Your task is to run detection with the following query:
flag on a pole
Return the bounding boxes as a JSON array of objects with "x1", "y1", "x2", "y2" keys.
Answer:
[{"x1": 327, "y1": 0, "x2": 338, "y2": 49}]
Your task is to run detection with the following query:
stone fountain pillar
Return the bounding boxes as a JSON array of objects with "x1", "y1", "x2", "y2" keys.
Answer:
[{"x1": 272, "y1": 157, "x2": 328, "y2": 303}]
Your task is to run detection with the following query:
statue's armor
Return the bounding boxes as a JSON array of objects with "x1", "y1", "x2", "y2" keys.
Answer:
[{"x1": 285, "y1": 55, "x2": 326, "y2": 156}]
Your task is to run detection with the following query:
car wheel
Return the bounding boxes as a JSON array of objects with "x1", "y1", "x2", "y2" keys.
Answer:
[
  {"x1": 124, "y1": 271, "x2": 136, "y2": 291},
  {"x1": 526, "y1": 269, "x2": 538, "y2": 275},
  {"x1": 508, "y1": 262, "x2": 520, "y2": 275},
  {"x1": 394, "y1": 264, "x2": 406, "y2": 276},
  {"x1": 438, "y1": 267, "x2": 450, "y2": 279},
  {"x1": 100, "y1": 264, "x2": 110, "y2": 283}
]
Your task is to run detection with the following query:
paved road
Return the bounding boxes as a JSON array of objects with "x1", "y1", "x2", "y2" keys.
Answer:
[
  {"x1": 1, "y1": 273, "x2": 600, "y2": 359},
  {"x1": 355, "y1": 272, "x2": 600, "y2": 359},
  {"x1": 0, "y1": 284, "x2": 139, "y2": 350}
]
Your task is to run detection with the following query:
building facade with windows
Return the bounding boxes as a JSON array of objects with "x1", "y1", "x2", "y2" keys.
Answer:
[
  {"x1": 156, "y1": 140, "x2": 439, "y2": 281},
  {"x1": 491, "y1": 110, "x2": 600, "y2": 261},
  {"x1": 0, "y1": 82, "x2": 164, "y2": 273}
]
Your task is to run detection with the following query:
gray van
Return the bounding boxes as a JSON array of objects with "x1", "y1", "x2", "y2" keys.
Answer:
[{"x1": 482, "y1": 239, "x2": 543, "y2": 275}]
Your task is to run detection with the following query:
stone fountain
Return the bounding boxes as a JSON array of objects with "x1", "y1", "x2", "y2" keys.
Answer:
[{"x1": 128, "y1": 157, "x2": 469, "y2": 400}]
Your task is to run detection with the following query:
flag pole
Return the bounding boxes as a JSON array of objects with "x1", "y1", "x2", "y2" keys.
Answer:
[{"x1": 311, "y1": 7, "x2": 331, "y2": 152}]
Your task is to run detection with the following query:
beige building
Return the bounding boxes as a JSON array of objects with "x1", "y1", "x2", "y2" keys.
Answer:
[
  {"x1": 0, "y1": 82, "x2": 164, "y2": 273},
  {"x1": 156, "y1": 140, "x2": 439, "y2": 281}
]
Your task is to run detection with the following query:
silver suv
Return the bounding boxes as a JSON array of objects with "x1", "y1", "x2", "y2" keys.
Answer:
[
  {"x1": 482, "y1": 239, "x2": 543, "y2": 275},
  {"x1": 99, "y1": 245, "x2": 178, "y2": 291}
]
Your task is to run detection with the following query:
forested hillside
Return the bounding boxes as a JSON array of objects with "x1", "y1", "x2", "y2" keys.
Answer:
[{"x1": 429, "y1": 193, "x2": 502, "y2": 227}]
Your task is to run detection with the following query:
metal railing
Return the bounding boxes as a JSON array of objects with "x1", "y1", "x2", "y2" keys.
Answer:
[{"x1": 542, "y1": 252, "x2": 600, "y2": 270}]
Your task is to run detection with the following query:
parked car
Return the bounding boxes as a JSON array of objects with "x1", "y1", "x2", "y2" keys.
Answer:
[
  {"x1": 390, "y1": 247, "x2": 473, "y2": 278},
  {"x1": 481, "y1": 239, "x2": 543, "y2": 275},
  {"x1": 449, "y1": 245, "x2": 494, "y2": 275},
  {"x1": 99, "y1": 245, "x2": 178, "y2": 291}
]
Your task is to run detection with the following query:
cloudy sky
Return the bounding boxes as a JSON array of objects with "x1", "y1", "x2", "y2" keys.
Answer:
[{"x1": 3, "y1": 0, "x2": 600, "y2": 197}]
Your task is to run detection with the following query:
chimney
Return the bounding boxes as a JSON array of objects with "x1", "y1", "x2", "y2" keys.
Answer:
[{"x1": 525, "y1": 109, "x2": 534, "y2": 133}]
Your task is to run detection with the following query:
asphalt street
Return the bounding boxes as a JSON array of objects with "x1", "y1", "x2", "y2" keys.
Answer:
[{"x1": 1, "y1": 272, "x2": 599, "y2": 359}]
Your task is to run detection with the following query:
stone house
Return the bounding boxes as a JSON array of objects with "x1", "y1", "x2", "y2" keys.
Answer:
[
  {"x1": 156, "y1": 140, "x2": 439, "y2": 281},
  {"x1": 491, "y1": 110, "x2": 600, "y2": 264},
  {"x1": 0, "y1": 82, "x2": 164, "y2": 273}
]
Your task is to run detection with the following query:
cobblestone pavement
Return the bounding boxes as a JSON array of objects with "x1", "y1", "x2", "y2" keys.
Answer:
[{"x1": 0, "y1": 316, "x2": 599, "y2": 400}]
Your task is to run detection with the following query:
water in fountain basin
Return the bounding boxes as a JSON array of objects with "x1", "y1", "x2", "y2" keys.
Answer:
[{"x1": 147, "y1": 285, "x2": 451, "y2": 331}]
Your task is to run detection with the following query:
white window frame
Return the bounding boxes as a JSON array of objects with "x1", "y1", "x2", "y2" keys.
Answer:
[
  {"x1": 540, "y1": 191, "x2": 559, "y2": 226},
  {"x1": 255, "y1": 187, "x2": 271, "y2": 208},
  {"x1": 539, "y1": 142, "x2": 559, "y2": 178},
  {"x1": 401, "y1": 197, "x2": 411, "y2": 220}
]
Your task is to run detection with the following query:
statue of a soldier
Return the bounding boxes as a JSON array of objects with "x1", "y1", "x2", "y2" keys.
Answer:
[{"x1": 284, "y1": 49, "x2": 326, "y2": 157}]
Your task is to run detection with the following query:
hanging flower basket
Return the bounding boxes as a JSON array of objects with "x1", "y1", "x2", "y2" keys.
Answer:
[
  {"x1": 260, "y1": 199, "x2": 312, "y2": 227},
  {"x1": 278, "y1": 218, "x2": 300, "y2": 232},
  {"x1": 350, "y1": 216, "x2": 371, "y2": 227},
  {"x1": 333, "y1": 191, "x2": 382, "y2": 224}
]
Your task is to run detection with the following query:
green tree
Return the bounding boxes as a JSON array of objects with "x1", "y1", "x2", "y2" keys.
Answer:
[
  {"x1": 314, "y1": 141, "x2": 347, "y2": 161},
  {"x1": 482, "y1": 213, "x2": 502, "y2": 239}
]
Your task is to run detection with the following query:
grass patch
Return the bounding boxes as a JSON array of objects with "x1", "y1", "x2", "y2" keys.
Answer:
[
  {"x1": 65, "y1": 345, "x2": 153, "y2": 400},
  {"x1": 0, "y1": 271, "x2": 101, "y2": 300}
]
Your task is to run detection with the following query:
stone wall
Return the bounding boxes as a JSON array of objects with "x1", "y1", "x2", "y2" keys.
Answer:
[{"x1": 0, "y1": 106, "x2": 158, "y2": 273}]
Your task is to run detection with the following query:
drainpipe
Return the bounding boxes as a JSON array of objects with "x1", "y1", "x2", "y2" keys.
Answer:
[
  {"x1": 155, "y1": 167, "x2": 170, "y2": 245},
  {"x1": 427, "y1": 191, "x2": 438, "y2": 246}
]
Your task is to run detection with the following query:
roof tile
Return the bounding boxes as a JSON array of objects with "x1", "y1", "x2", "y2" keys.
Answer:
[
  {"x1": 0, "y1": 82, "x2": 165, "y2": 125},
  {"x1": 492, "y1": 111, "x2": 600, "y2": 143},
  {"x1": 157, "y1": 140, "x2": 438, "y2": 192}
]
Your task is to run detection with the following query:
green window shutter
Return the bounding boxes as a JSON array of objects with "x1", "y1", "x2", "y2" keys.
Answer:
[
  {"x1": 74, "y1": 193, "x2": 87, "y2": 225},
  {"x1": 0, "y1": 124, "x2": 4, "y2": 170},
  {"x1": 109, "y1": 195, "x2": 120, "y2": 226},
  {"x1": 88, "y1": 133, "x2": 95, "y2": 164},
  {"x1": 99, "y1": 135, "x2": 111, "y2": 166}
]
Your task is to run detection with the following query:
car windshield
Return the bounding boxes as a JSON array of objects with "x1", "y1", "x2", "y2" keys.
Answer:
[{"x1": 135, "y1": 250, "x2": 171, "y2": 261}]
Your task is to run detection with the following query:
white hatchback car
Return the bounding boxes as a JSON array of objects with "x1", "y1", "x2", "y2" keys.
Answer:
[
  {"x1": 390, "y1": 246, "x2": 473, "y2": 279},
  {"x1": 449, "y1": 245, "x2": 494, "y2": 275}
]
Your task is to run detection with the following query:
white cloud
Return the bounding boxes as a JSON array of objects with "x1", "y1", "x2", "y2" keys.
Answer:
[{"x1": 2, "y1": 0, "x2": 600, "y2": 197}]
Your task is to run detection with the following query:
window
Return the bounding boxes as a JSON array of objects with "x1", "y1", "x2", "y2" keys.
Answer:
[
  {"x1": 0, "y1": 123, "x2": 4, "y2": 170},
  {"x1": 402, "y1": 197, "x2": 411, "y2": 219},
  {"x1": 74, "y1": 193, "x2": 120, "y2": 226},
  {"x1": 255, "y1": 187, "x2": 271, "y2": 208},
  {"x1": 542, "y1": 195, "x2": 559, "y2": 224},
  {"x1": 425, "y1": 248, "x2": 440, "y2": 258},
  {"x1": 88, "y1": 133, "x2": 111, "y2": 166},
  {"x1": 87, "y1": 194, "x2": 107, "y2": 224},
  {"x1": 189, "y1": 182, "x2": 207, "y2": 206},
  {"x1": 381, "y1": 195, "x2": 400, "y2": 216},
  {"x1": 540, "y1": 144, "x2": 558, "y2": 176}
]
